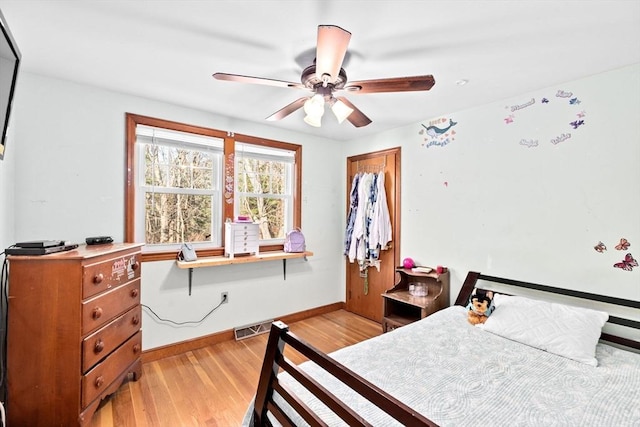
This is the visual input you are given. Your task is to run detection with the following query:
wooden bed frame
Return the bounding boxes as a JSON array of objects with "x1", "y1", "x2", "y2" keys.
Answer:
[{"x1": 250, "y1": 271, "x2": 640, "y2": 426}]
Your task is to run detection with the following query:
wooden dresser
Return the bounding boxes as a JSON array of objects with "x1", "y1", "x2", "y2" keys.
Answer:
[
  {"x1": 7, "y1": 243, "x2": 144, "y2": 426},
  {"x1": 224, "y1": 222, "x2": 259, "y2": 258}
]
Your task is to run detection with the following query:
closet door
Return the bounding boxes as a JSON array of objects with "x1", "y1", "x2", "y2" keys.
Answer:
[{"x1": 345, "y1": 147, "x2": 400, "y2": 323}]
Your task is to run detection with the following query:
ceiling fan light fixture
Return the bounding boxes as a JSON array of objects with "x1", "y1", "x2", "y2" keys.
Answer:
[
  {"x1": 303, "y1": 94, "x2": 325, "y2": 127},
  {"x1": 330, "y1": 98, "x2": 354, "y2": 124},
  {"x1": 303, "y1": 114, "x2": 322, "y2": 127},
  {"x1": 303, "y1": 94, "x2": 325, "y2": 117}
]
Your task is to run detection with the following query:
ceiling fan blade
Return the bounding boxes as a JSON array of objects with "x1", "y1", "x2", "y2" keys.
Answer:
[
  {"x1": 315, "y1": 25, "x2": 351, "y2": 83},
  {"x1": 343, "y1": 75, "x2": 435, "y2": 94},
  {"x1": 213, "y1": 72, "x2": 305, "y2": 90},
  {"x1": 265, "y1": 97, "x2": 308, "y2": 121},
  {"x1": 336, "y1": 97, "x2": 372, "y2": 128}
]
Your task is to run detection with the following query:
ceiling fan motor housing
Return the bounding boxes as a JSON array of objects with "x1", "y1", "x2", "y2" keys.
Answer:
[{"x1": 301, "y1": 64, "x2": 348, "y2": 91}]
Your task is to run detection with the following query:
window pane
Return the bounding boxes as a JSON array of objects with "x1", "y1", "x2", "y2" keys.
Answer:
[
  {"x1": 237, "y1": 158, "x2": 286, "y2": 195},
  {"x1": 145, "y1": 192, "x2": 214, "y2": 244},
  {"x1": 145, "y1": 144, "x2": 215, "y2": 189},
  {"x1": 239, "y1": 196, "x2": 286, "y2": 239},
  {"x1": 144, "y1": 145, "x2": 168, "y2": 186}
]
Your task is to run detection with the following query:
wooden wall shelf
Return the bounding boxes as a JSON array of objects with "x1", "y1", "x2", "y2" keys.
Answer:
[{"x1": 176, "y1": 250, "x2": 313, "y2": 295}]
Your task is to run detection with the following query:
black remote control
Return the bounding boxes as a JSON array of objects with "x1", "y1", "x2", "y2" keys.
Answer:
[{"x1": 85, "y1": 236, "x2": 114, "y2": 245}]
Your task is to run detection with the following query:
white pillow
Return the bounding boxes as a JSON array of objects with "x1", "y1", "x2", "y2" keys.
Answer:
[{"x1": 478, "y1": 294, "x2": 609, "y2": 366}]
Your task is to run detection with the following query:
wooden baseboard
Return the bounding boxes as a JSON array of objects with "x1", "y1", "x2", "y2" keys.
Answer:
[{"x1": 141, "y1": 301, "x2": 346, "y2": 362}]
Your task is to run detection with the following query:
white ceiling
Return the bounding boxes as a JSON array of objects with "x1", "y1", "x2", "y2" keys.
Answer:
[{"x1": 1, "y1": 0, "x2": 639, "y2": 141}]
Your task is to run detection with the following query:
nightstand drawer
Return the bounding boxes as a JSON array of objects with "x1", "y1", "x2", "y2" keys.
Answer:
[{"x1": 82, "y1": 305, "x2": 141, "y2": 372}]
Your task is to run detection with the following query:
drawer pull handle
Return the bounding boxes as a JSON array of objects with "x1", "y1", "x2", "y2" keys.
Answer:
[
  {"x1": 131, "y1": 261, "x2": 139, "y2": 271},
  {"x1": 132, "y1": 315, "x2": 140, "y2": 325},
  {"x1": 130, "y1": 288, "x2": 139, "y2": 298},
  {"x1": 93, "y1": 273, "x2": 104, "y2": 284},
  {"x1": 92, "y1": 307, "x2": 103, "y2": 320},
  {"x1": 94, "y1": 339, "x2": 105, "y2": 354},
  {"x1": 133, "y1": 344, "x2": 141, "y2": 354},
  {"x1": 95, "y1": 376, "x2": 105, "y2": 389}
]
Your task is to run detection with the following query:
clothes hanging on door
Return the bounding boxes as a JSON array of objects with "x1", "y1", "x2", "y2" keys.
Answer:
[{"x1": 344, "y1": 171, "x2": 392, "y2": 272}]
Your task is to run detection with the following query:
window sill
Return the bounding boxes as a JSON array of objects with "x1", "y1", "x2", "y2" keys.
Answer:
[{"x1": 175, "y1": 250, "x2": 313, "y2": 295}]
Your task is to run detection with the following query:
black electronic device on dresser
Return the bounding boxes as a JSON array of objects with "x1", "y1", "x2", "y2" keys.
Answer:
[
  {"x1": 5, "y1": 240, "x2": 79, "y2": 256},
  {"x1": 86, "y1": 236, "x2": 114, "y2": 245}
]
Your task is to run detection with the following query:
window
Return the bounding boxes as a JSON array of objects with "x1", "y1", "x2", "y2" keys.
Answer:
[
  {"x1": 135, "y1": 125, "x2": 223, "y2": 251},
  {"x1": 125, "y1": 114, "x2": 302, "y2": 261},
  {"x1": 235, "y1": 142, "x2": 295, "y2": 243}
]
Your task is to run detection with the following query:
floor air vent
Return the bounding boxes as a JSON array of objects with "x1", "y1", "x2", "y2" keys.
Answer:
[{"x1": 234, "y1": 319, "x2": 273, "y2": 341}]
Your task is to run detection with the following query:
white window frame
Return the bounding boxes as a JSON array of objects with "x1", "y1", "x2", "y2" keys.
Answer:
[
  {"x1": 134, "y1": 124, "x2": 224, "y2": 252},
  {"x1": 234, "y1": 142, "x2": 295, "y2": 245}
]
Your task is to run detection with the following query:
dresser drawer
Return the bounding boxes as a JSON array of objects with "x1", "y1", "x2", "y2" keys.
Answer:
[
  {"x1": 82, "y1": 331, "x2": 142, "y2": 408},
  {"x1": 82, "y1": 279, "x2": 140, "y2": 335},
  {"x1": 83, "y1": 251, "x2": 141, "y2": 299},
  {"x1": 82, "y1": 305, "x2": 141, "y2": 372}
]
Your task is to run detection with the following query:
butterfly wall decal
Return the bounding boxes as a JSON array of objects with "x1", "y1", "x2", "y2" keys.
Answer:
[
  {"x1": 615, "y1": 238, "x2": 630, "y2": 251},
  {"x1": 613, "y1": 253, "x2": 638, "y2": 271},
  {"x1": 593, "y1": 241, "x2": 607, "y2": 253},
  {"x1": 570, "y1": 119, "x2": 585, "y2": 129}
]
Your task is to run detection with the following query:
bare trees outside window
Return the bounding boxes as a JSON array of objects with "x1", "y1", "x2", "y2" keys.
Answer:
[
  {"x1": 236, "y1": 155, "x2": 291, "y2": 241},
  {"x1": 143, "y1": 144, "x2": 218, "y2": 244}
]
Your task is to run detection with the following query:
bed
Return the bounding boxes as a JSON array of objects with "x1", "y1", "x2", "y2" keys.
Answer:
[{"x1": 244, "y1": 271, "x2": 640, "y2": 426}]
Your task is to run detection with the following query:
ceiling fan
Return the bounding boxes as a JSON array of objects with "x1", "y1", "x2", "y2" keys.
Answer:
[{"x1": 213, "y1": 25, "x2": 435, "y2": 128}]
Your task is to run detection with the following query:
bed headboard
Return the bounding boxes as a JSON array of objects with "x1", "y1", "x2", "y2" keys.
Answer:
[{"x1": 455, "y1": 271, "x2": 640, "y2": 350}]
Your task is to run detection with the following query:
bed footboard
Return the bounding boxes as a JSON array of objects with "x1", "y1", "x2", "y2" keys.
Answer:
[{"x1": 252, "y1": 321, "x2": 437, "y2": 427}]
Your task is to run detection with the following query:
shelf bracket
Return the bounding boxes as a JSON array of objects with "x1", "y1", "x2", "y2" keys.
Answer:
[
  {"x1": 188, "y1": 267, "x2": 193, "y2": 296},
  {"x1": 283, "y1": 254, "x2": 309, "y2": 280}
]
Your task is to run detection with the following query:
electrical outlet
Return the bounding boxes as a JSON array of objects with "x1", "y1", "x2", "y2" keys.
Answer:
[{"x1": 221, "y1": 291, "x2": 229, "y2": 304}]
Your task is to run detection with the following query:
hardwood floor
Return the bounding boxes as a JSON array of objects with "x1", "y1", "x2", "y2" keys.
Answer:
[{"x1": 88, "y1": 310, "x2": 382, "y2": 427}]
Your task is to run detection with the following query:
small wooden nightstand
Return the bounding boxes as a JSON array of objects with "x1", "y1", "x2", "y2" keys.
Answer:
[{"x1": 381, "y1": 267, "x2": 450, "y2": 332}]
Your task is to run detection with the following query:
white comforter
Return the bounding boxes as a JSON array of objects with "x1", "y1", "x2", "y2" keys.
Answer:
[{"x1": 245, "y1": 306, "x2": 640, "y2": 426}]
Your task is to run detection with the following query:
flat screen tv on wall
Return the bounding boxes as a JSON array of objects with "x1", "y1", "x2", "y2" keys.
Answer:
[{"x1": 0, "y1": 8, "x2": 21, "y2": 160}]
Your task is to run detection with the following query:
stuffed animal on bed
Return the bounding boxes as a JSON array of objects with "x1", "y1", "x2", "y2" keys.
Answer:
[{"x1": 467, "y1": 288, "x2": 495, "y2": 325}]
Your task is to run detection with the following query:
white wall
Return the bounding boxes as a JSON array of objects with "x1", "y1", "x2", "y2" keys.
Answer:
[
  {"x1": 7, "y1": 64, "x2": 639, "y2": 351},
  {"x1": 11, "y1": 73, "x2": 346, "y2": 350},
  {"x1": 345, "y1": 64, "x2": 640, "y2": 302}
]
